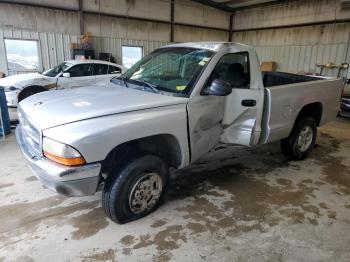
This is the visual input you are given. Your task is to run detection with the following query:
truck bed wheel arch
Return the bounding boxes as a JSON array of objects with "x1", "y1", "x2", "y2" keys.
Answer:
[
  {"x1": 294, "y1": 102, "x2": 323, "y2": 126},
  {"x1": 102, "y1": 134, "x2": 183, "y2": 175},
  {"x1": 287, "y1": 102, "x2": 322, "y2": 138}
]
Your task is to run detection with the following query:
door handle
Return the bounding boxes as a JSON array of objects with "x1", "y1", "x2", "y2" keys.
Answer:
[{"x1": 241, "y1": 99, "x2": 256, "y2": 107}]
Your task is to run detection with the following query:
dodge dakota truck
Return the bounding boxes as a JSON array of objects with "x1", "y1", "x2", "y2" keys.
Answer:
[{"x1": 16, "y1": 42, "x2": 343, "y2": 223}]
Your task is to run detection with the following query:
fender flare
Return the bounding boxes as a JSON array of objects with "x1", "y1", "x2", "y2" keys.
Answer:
[{"x1": 17, "y1": 85, "x2": 48, "y2": 102}]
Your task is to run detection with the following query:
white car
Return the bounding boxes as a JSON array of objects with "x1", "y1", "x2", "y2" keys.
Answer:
[{"x1": 0, "y1": 60, "x2": 124, "y2": 107}]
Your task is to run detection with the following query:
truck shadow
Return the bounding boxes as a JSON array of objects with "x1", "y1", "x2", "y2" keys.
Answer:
[
  {"x1": 165, "y1": 132, "x2": 348, "y2": 228},
  {"x1": 167, "y1": 141, "x2": 290, "y2": 201}
]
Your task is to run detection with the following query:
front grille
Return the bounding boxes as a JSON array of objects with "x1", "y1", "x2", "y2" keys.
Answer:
[{"x1": 18, "y1": 107, "x2": 41, "y2": 155}]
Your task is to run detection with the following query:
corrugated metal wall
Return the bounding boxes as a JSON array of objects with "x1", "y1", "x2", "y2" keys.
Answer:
[
  {"x1": 2, "y1": 29, "x2": 349, "y2": 78},
  {"x1": 92, "y1": 37, "x2": 170, "y2": 69},
  {"x1": 254, "y1": 43, "x2": 350, "y2": 77},
  {"x1": 232, "y1": 0, "x2": 350, "y2": 78},
  {"x1": 0, "y1": 0, "x2": 228, "y2": 76},
  {"x1": 0, "y1": 28, "x2": 170, "y2": 76}
]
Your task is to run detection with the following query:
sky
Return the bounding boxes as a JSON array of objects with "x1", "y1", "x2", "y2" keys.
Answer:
[
  {"x1": 122, "y1": 46, "x2": 143, "y2": 68},
  {"x1": 5, "y1": 39, "x2": 39, "y2": 57},
  {"x1": 5, "y1": 39, "x2": 39, "y2": 69}
]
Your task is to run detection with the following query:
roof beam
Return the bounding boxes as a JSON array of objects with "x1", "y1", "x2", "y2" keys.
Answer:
[
  {"x1": 232, "y1": 17, "x2": 350, "y2": 32},
  {"x1": 0, "y1": 0, "x2": 79, "y2": 12},
  {"x1": 191, "y1": 0, "x2": 236, "y2": 12},
  {"x1": 191, "y1": 0, "x2": 294, "y2": 11},
  {"x1": 221, "y1": 0, "x2": 280, "y2": 9}
]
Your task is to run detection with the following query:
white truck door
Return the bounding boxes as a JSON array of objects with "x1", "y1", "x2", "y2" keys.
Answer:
[
  {"x1": 57, "y1": 63, "x2": 95, "y2": 89},
  {"x1": 217, "y1": 51, "x2": 264, "y2": 146}
]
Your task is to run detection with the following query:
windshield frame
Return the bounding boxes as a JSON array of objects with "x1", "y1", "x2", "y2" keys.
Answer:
[
  {"x1": 42, "y1": 62, "x2": 72, "y2": 77},
  {"x1": 117, "y1": 47, "x2": 215, "y2": 97}
]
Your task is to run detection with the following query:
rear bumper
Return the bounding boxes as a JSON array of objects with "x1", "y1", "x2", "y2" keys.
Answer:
[
  {"x1": 340, "y1": 98, "x2": 350, "y2": 117},
  {"x1": 339, "y1": 109, "x2": 350, "y2": 117},
  {"x1": 16, "y1": 126, "x2": 101, "y2": 196}
]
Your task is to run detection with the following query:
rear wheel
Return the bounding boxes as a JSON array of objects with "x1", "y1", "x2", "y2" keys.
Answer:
[
  {"x1": 102, "y1": 154, "x2": 168, "y2": 224},
  {"x1": 281, "y1": 117, "x2": 317, "y2": 160}
]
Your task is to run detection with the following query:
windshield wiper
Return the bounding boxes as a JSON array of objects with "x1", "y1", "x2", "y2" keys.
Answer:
[
  {"x1": 111, "y1": 75, "x2": 129, "y2": 87},
  {"x1": 132, "y1": 79, "x2": 160, "y2": 94},
  {"x1": 120, "y1": 75, "x2": 129, "y2": 87}
]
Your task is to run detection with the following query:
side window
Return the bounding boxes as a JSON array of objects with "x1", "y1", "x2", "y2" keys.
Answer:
[
  {"x1": 94, "y1": 64, "x2": 109, "y2": 75},
  {"x1": 210, "y1": 52, "x2": 250, "y2": 89},
  {"x1": 108, "y1": 66, "x2": 121, "y2": 74},
  {"x1": 68, "y1": 64, "x2": 93, "y2": 77}
]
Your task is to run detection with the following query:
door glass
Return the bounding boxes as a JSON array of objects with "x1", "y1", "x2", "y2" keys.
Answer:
[
  {"x1": 68, "y1": 64, "x2": 93, "y2": 77},
  {"x1": 94, "y1": 64, "x2": 109, "y2": 75},
  {"x1": 108, "y1": 66, "x2": 121, "y2": 74},
  {"x1": 210, "y1": 52, "x2": 250, "y2": 89},
  {"x1": 43, "y1": 62, "x2": 71, "y2": 77},
  {"x1": 122, "y1": 46, "x2": 143, "y2": 69},
  {"x1": 5, "y1": 39, "x2": 40, "y2": 75}
]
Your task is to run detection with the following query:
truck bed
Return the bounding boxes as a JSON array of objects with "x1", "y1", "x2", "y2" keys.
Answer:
[
  {"x1": 262, "y1": 71, "x2": 323, "y2": 87},
  {"x1": 260, "y1": 72, "x2": 343, "y2": 144}
]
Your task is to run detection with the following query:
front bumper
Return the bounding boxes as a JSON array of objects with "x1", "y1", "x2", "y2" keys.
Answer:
[{"x1": 16, "y1": 126, "x2": 101, "y2": 196}]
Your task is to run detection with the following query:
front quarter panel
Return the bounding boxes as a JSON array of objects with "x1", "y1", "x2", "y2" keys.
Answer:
[
  {"x1": 17, "y1": 77, "x2": 55, "y2": 89},
  {"x1": 42, "y1": 104, "x2": 190, "y2": 168}
]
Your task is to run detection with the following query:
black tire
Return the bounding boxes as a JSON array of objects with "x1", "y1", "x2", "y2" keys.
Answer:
[
  {"x1": 18, "y1": 86, "x2": 46, "y2": 102},
  {"x1": 102, "y1": 155, "x2": 168, "y2": 224},
  {"x1": 281, "y1": 117, "x2": 317, "y2": 160}
]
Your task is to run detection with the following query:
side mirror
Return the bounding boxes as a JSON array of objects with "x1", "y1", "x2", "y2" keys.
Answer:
[
  {"x1": 202, "y1": 79, "x2": 232, "y2": 96},
  {"x1": 62, "y1": 72, "x2": 70, "y2": 78}
]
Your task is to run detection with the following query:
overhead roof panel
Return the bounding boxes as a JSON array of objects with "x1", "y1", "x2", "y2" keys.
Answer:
[{"x1": 192, "y1": 0, "x2": 281, "y2": 11}]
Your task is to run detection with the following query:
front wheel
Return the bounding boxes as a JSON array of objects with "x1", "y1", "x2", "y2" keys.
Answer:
[
  {"x1": 102, "y1": 155, "x2": 168, "y2": 224},
  {"x1": 281, "y1": 117, "x2": 317, "y2": 160}
]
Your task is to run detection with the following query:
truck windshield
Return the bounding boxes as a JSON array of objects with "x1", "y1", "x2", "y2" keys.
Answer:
[
  {"x1": 42, "y1": 62, "x2": 71, "y2": 77},
  {"x1": 121, "y1": 47, "x2": 214, "y2": 95}
]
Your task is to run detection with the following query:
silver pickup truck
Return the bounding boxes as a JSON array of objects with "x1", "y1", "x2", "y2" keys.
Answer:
[{"x1": 16, "y1": 42, "x2": 343, "y2": 223}]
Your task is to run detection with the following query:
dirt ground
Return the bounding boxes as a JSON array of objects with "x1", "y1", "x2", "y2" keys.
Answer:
[{"x1": 0, "y1": 118, "x2": 350, "y2": 262}]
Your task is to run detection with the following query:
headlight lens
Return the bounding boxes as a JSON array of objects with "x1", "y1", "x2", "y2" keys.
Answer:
[
  {"x1": 4, "y1": 86, "x2": 18, "y2": 92},
  {"x1": 43, "y1": 137, "x2": 86, "y2": 166}
]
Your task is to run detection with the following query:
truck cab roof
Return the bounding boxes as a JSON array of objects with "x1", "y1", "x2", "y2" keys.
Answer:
[{"x1": 162, "y1": 41, "x2": 253, "y2": 52}]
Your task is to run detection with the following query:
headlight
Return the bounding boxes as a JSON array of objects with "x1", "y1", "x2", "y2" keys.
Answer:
[
  {"x1": 43, "y1": 137, "x2": 86, "y2": 166},
  {"x1": 4, "y1": 86, "x2": 18, "y2": 92}
]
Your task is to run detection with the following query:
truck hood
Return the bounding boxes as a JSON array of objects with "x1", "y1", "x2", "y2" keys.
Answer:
[
  {"x1": 19, "y1": 85, "x2": 188, "y2": 130},
  {"x1": 0, "y1": 73, "x2": 46, "y2": 87}
]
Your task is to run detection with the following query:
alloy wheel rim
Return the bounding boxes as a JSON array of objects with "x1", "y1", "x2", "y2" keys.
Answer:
[
  {"x1": 129, "y1": 172, "x2": 163, "y2": 215},
  {"x1": 297, "y1": 125, "x2": 313, "y2": 152}
]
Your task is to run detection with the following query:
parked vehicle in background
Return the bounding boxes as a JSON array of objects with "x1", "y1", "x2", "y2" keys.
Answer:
[
  {"x1": 339, "y1": 79, "x2": 350, "y2": 117},
  {"x1": 0, "y1": 60, "x2": 124, "y2": 107},
  {"x1": 16, "y1": 42, "x2": 343, "y2": 224}
]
